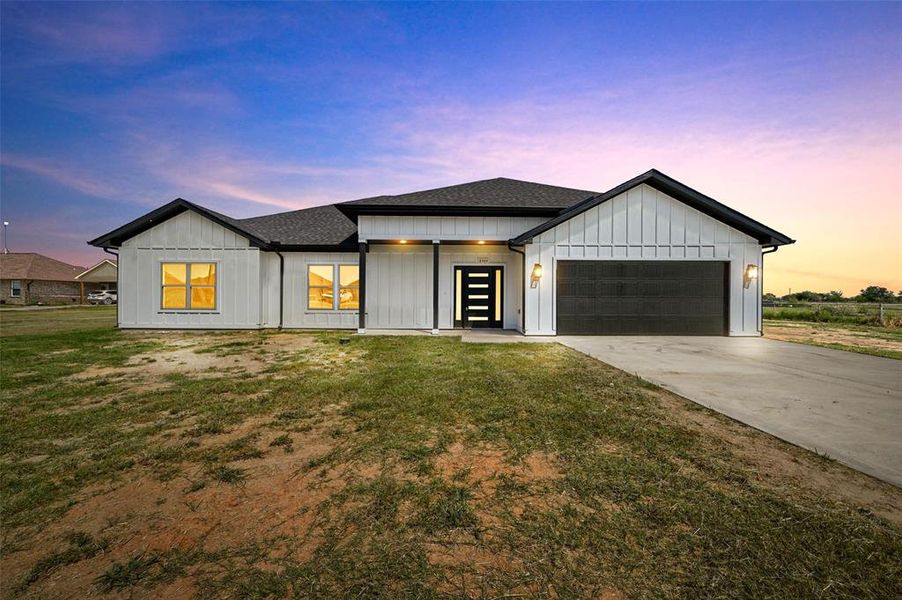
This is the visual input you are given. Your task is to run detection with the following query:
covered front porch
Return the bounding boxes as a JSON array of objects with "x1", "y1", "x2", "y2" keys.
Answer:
[{"x1": 356, "y1": 240, "x2": 525, "y2": 334}]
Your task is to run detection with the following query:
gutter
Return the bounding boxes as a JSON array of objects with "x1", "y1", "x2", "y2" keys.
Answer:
[{"x1": 507, "y1": 242, "x2": 527, "y2": 333}]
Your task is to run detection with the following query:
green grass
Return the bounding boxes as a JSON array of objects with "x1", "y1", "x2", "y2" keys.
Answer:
[
  {"x1": 0, "y1": 305, "x2": 117, "y2": 336},
  {"x1": 2, "y1": 309, "x2": 900, "y2": 598},
  {"x1": 764, "y1": 304, "x2": 902, "y2": 326}
]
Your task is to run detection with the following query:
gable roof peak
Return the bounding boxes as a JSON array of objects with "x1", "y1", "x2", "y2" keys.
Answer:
[{"x1": 510, "y1": 169, "x2": 794, "y2": 247}]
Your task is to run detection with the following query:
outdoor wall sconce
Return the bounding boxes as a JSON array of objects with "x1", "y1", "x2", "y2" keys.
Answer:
[
  {"x1": 531, "y1": 263, "x2": 543, "y2": 288},
  {"x1": 744, "y1": 263, "x2": 759, "y2": 289}
]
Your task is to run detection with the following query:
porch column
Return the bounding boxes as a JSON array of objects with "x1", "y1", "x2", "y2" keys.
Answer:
[
  {"x1": 432, "y1": 241, "x2": 440, "y2": 334},
  {"x1": 358, "y1": 242, "x2": 367, "y2": 334}
]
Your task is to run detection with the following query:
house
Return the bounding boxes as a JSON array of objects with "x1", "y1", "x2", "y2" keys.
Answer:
[
  {"x1": 88, "y1": 169, "x2": 793, "y2": 335},
  {"x1": 0, "y1": 252, "x2": 85, "y2": 305},
  {"x1": 75, "y1": 259, "x2": 118, "y2": 291}
]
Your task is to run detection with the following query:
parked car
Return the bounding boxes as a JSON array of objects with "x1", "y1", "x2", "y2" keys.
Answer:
[{"x1": 87, "y1": 290, "x2": 117, "y2": 305}]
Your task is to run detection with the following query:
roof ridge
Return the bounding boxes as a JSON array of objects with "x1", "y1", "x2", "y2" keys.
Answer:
[
  {"x1": 237, "y1": 202, "x2": 338, "y2": 222},
  {"x1": 491, "y1": 176, "x2": 597, "y2": 192}
]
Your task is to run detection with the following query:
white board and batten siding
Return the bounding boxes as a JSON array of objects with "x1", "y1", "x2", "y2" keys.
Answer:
[
  {"x1": 523, "y1": 184, "x2": 763, "y2": 336},
  {"x1": 279, "y1": 252, "x2": 359, "y2": 329},
  {"x1": 358, "y1": 215, "x2": 546, "y2": 242},
  {"x1": 118, "y1": 210, "x2": 263, "y2": 329}
]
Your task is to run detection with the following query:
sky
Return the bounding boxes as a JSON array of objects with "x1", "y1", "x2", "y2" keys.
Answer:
[{"x1": 1, "y1": 2, "x2": 899, "y2": 296}]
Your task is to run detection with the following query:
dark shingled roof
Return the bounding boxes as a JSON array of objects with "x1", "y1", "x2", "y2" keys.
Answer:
[
  {"x1": 89, "y1": 172, "x2": 792, "y2": 250},
  {"x1": 340, "y1": 177, "x2": 597, "y2": 210},
  {"x1": 237, "y1": 204, "x2": 357, "y2": 247}
]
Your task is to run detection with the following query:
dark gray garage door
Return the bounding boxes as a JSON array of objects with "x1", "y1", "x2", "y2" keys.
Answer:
[{"x1": 556, "y1": 261, "x2": 728, "y2": 335}]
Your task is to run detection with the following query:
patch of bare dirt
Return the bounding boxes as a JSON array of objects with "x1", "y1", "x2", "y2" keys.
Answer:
[
  {"x1": 653, "y1": 389, "x2": 902, "y2": 526},
  {"x1": 435, "y1": 442, "x2": 559, "y2": 497},
  {"x1": 0, "y1": 408, "x2": 364, "y2": 599},
  {"x1": 68, "y1": 332, "x2": 315, "y2": 394},
  {"x1": 765, "y1": 322, "x2": 902, "y2": 353}
]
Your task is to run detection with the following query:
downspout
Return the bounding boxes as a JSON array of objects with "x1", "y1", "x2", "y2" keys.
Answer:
[
  {"x1": 103, "y1": 247, "x2": 119, "y2": 328},
  {"x1": 759, "y1": 244, "x2": 779, "y2": 335},
  {"x1": 273, "y1": 245, "x2": 284, "y2": 330},
  {"x1": 507, "y1": 242, "x2": 526, "y2": 333}
]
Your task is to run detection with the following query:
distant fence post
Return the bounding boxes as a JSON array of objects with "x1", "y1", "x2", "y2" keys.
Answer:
[{"x1": 879, "y1": 303, "x2": 884, "y2": 325}]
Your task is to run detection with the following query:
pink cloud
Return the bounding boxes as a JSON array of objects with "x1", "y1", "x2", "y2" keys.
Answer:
[
  {"x1": 19, "y1": 7, "x2": 176, "y2": 66},
  {"x1": 0, "y1": 154, "x2": 119, "y2": 199}
]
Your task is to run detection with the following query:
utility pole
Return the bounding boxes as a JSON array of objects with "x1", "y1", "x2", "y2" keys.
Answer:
[{"x1": 2, "y1": 221, "x2": 8, "y2": 254}]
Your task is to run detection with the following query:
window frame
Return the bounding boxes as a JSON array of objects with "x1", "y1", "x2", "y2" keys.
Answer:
[
  {"x1": 306, "y1": 263, "x2": 359, "y2": 312},
  {"x1": 10, "y1": 280, "x2": 21, "y2": 297},
  {"x1": 337, "y1": 264, "x2": 360, "y2": 311},
  {"x1": 307, "y1": 264, "x2": 336, "y2": 311},
  {"x1": 159, "y1": 261, "x2": 219, "y2": 312}
]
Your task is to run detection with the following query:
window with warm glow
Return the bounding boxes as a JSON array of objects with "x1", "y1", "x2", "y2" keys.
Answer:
[
  {"x1": 338, "y1": 265, "x2": 359, "y2": 309},
  {"x1": 307, "y1": 264, "x2": 359, "y2": 310},
  {"x1": 161, "y1": 263, "x2": 216, "y2": 310},
  {"x1": 307, "y1": 265, "x2": 334, "y2": 309}
]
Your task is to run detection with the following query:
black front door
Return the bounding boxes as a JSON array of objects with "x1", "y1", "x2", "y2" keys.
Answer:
[{"x1": 454, "y1": 266, "x2": 503, "y2": 328}]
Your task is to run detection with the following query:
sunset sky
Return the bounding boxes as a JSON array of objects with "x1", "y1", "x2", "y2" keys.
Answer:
[{"x1": 1, "y1": 2, "x2": 899, "y2": 295}]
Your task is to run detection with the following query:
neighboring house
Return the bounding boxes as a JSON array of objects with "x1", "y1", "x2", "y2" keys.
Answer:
[
  {"x1": 0, "y1": 253, "x2": 85, "y2": 305},
  {"x1": 88, "y1": 169, "x2": 793, "y2": 335},
  {"x1": 75, "y1": 259, "x2": 118, "y2": 291}
]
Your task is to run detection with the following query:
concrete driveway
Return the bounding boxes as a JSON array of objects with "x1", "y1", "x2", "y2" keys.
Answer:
[{"x1": 557, "y1": 336, "x2": 902, "y2": 486}]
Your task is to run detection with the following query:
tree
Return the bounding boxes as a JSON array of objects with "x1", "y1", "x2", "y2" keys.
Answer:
[
  {"x1": 856, "y1": 286, "x2": 896, "y2": 303},
  {"x1": 820, "y1": 290, "x2": 844, "y2": 302},
  {"x1": 791, "y1": 290, "x2": 822, "y2": 302}
]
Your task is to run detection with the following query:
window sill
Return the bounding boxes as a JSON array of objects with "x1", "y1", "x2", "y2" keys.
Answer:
[
  {"x1": 305, "y1": 311, "x2": 359, "y2": 315},
  {"x1": 158, "y1": 311, "x2": 220, "y2": 315}
]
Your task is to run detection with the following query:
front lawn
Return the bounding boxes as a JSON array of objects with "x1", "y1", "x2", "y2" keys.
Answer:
[{"x1": 1, "y1": 310, "x2": 900, "y2": 598}]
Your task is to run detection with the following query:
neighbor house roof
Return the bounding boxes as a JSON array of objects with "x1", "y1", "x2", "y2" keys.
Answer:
[
  {"x1": 75, "y1": 259, "x2": 118, "y2": 281},
  {"x1": 0, "y1": 253, "x2": 84, "y2": 281},
  {"x1": 336, "y1": 177, "x2": 598, "y2": 218},
  {"x1": 510, "y1": 169, "x2": 795, "y2": 247}
]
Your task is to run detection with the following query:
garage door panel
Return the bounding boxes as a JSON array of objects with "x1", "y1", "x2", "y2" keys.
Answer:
[
  {"x1": 556, "y1": 260, "x2": 727, "y2": 335},
  {"x1": 620, "y1": 280, "x2": 640, "y2": 296}
]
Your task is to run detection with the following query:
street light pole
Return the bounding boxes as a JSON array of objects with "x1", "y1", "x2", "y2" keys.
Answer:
[{"x1": 2, "y1": 221, "x2": 8, "y2": 254}]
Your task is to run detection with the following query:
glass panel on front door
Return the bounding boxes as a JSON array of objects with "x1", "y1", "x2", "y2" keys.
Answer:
[{"x1": 454, "y1": 266, "x2": 503, "y2": 328}]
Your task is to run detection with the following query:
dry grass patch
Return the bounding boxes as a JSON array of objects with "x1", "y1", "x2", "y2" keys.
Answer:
[
  {"x1": 71, "y1": 333, "x2": 315, "y2": 391},
  {"x1": 765, "y1": 320, "x2": 902, "y2": 359}
]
